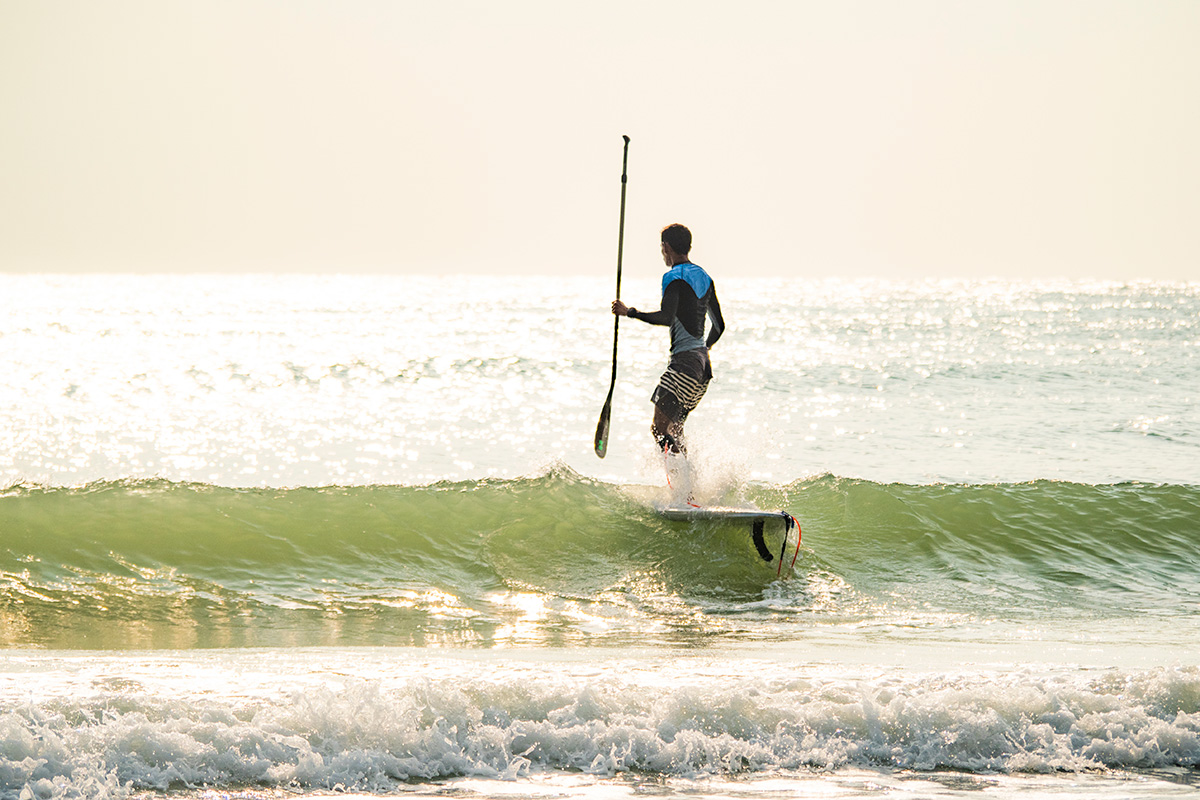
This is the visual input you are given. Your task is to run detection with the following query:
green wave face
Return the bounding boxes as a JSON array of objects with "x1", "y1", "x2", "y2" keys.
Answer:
[
  {"x1": 3, "y1": 471, "x2": 1198, "y2": 649},
  {"x1": 791, "y1": 477, "x2": 1200, "y2": 620}
]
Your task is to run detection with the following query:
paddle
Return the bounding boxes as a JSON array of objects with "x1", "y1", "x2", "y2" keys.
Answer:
[{"x1": 594, "y1": 134, "x2": 631, "y2": 458}]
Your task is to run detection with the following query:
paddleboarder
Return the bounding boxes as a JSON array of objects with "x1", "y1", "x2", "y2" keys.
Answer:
[{"x1": 612, "y1": 223, "x2": 725, "y2": 459}]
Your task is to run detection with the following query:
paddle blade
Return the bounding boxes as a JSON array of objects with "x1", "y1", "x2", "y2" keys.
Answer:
[{"x1": 593, "y1": 400, "x2": 612, "y2": 458}]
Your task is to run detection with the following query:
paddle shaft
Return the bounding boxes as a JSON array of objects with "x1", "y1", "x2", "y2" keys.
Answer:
[
  {"x1": 594, "y1": 135, "x2": 630, "y2": 458},
  {"x1": 609, "y1": 136, "x2": 630, "y2": 389}
]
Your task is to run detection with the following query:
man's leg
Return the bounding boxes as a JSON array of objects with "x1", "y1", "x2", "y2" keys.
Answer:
[
  {"x1": 653, "y1": 403, "x2": 694, "y2": 502},
  {"x1": 652, "y1": 403, "x2": 685, "y2": 455}
]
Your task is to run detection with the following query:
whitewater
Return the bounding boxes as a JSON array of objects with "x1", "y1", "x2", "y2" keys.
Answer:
[{"x1": 1, "y1": 274, "x2": 1199, "y2": 799}]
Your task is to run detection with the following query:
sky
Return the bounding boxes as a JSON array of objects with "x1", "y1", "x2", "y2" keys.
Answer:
[{"x1": 1, "y1": 0, "x2": 1197, "y2": 280}]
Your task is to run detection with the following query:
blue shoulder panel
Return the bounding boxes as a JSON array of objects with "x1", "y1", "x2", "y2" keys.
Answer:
[{"x1": 662, "y1": 262, "x2": 712, "y2": 298}]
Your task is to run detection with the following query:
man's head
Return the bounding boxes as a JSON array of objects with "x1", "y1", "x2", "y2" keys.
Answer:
[{"x1": 660, "y1": 224, "x2": 692, "y2": 260}]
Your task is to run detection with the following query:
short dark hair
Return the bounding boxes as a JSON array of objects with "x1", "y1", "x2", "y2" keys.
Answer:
[{"x1": 661, "y1": 224, "x2": 692, "y2": 256}]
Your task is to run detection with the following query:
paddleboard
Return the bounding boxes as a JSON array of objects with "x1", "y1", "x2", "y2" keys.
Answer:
[
  {"x1": 659, "y1": 505, "x2": 787, "y2": 522},
  {"x1": 657, "y1": 505, "x2": 802, "y2": 574}
]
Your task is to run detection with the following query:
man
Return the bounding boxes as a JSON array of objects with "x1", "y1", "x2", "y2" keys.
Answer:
[{"x1": 612, "y1": 223, "x2": 725, "y2": 462}]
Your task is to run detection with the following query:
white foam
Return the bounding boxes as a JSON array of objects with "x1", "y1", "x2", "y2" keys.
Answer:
[{"x1": 3, "y1": 655, "x2": 1200, "y2": 798}]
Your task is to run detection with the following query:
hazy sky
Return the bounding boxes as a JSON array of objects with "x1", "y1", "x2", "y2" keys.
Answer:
[{"x1": 2, "y1": 0, "x2": 1197, "y2": 279}]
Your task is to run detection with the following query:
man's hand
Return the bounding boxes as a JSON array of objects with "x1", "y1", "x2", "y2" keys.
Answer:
[{"x1": 612, "y1": 300, "x2": 629, "y2": 316}]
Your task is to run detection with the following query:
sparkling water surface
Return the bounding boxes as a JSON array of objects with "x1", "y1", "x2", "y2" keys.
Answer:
[{"x1": 2, "y1": 275, "x2": 1196, "y2": 487}]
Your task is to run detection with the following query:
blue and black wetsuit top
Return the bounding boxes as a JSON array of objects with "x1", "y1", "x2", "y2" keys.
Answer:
[{"x1": 630, "y1": 262, "x2": 725, "y2": 355}]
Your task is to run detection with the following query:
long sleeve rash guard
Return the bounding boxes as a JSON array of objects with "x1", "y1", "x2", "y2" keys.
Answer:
[{"x1": 630, "y1": 262, "x2": 725, "y2": 355}]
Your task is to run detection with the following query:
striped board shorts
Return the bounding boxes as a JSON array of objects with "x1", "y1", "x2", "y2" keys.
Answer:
[{"x1": 651, "y1": 348, "x2": 713, "y2": 423}]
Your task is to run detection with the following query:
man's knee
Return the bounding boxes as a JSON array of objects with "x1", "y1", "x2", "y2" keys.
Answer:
[{"x1": 652, "y1": 414, "x2": 684, "y2": 455}]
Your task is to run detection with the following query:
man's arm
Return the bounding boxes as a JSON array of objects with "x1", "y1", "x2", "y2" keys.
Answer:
[
  {"x1": 705, "y1": 285, "x2": 725, "y2": 348},
  {"x1": 622, "y1": 281, "x2": 682, "y2": 326}
]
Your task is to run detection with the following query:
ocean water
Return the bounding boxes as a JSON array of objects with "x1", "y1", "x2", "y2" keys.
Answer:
[{"x1": 1, "y1": 274, "x2": 1199, "y2": 799}]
